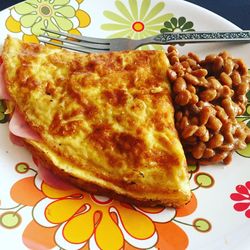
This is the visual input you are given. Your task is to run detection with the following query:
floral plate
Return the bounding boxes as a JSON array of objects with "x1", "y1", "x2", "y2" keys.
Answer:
[{"x1": 0, "y1": 0, "x2": 250, "y2": 249}]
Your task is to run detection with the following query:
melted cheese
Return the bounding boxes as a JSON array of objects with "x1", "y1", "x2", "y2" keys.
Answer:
[{"x1": 2, "y1": 37, "x2": 191, "y2": 206}]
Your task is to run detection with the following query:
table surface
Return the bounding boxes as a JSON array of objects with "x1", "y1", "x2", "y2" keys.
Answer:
[{"x1": 0, "y1": 0, "x2": 249, "y2": 29}]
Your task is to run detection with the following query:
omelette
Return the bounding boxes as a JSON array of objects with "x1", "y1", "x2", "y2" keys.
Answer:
[{"x1": 1, "y1": 36, "x2": 191, "y2": 207}]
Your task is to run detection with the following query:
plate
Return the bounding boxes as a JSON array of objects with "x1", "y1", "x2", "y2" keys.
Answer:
[{"x1": 0, "y1": 0, "x2": 250, "y2": 249}]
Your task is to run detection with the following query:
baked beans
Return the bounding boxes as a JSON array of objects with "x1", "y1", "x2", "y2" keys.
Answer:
[{"x1": 167, "y1": 46, "x2": 250, "y2": 165}]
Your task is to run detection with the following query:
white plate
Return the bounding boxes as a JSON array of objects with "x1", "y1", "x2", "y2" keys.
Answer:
[{"x1": 0, "y1": 0, "x2": 250, "y2": 249}]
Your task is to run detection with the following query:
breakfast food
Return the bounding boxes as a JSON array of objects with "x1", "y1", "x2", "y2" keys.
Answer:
[
  {"x1": 166, "y1": 46, "x2": 250, "y2": 165},
  {"x1": 1, "y1": 36, "x2": 191, "y2": 207}
]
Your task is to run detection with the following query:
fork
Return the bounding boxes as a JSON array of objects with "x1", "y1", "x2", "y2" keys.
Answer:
[{"x1": 39, "y1": 28, "x2": 250, "y2": 53}]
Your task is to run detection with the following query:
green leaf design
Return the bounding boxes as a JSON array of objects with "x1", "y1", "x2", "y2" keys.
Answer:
[
  {"x1": 195, "y1": 173, "x2": 214, "y2": 188},
  {"x1": 182, "y1": 21, "x2": 194, "y2": 30},
  {"x1": 146, "y1": 13, "x2": 173, "y2": 26},
  {"x1": 55, "y1": 6, "x2": 75, "y2": 18},
  {"x1": 134, "y1": 32, "x2": 140, "y2": 40},
  {"x1": 140, "y1": 0, "x2": 151, "y2": 20},
  {"x1": 193, "y1": 218, "x2": 211, "y2": 232},
  {"x1": 14, "y1": 2, "x2": 36, "y2": 15},
  {"x1": 102, "y1": 1, "x2": 176, "y2": 42},
  {"x1": 53, "y1": 0, "x2": 70, "y2": 5},
  {"x1": 237, "y1": 143, "x2": 250, "y2": 158},
  {"x1": 187, "y1": 164, "x2": 199, "y2": 173},
  {"x1": 115, "y1": 0, "x2": 134, "y2": 22},
  {"x1": 103, "y1": 11, "x2": 131, "y2": 25},
  {"x1": 170, "y1": 17, "x2": 178, "y2": 27},
  {"x1": 53, "y1": 16, "x2": 73, "y2": 31},
  {"x1": 31, "y1": 19, "x2": 44, "y2": 35},
  {"x1": 144, "y1": 30, "x2": 158, "y2": 36},
  {"x1": 164, "y1": 21, "x2": 173, "y2": 29},
  {"x1": 143, "y1": 2, "x2": 165, "y2": 22},
  {"x1": 129, "y1": 0, "x2": 138, "y2": 20},
  {"x1": 15, "y1": 163, "x2": 29, "y2": 174},
  {"x1": 26, "y1": 0, "x2": 39, "y2": 5},
  {"x1": 47, "y1": 18, "x2": 60, "y2": 33},
  {"x1": 146, "y1": 25, "x2": 165, "y2": 31},
  {"x1": 160, "y1": 28, "x2": 170, "y2": 33},
  {"x1": 178, "y1": 16, "x2": 186, "y2": 27},
  {"x1": 101, "y1": 23, "x2": 129, "y2": 31},
  {"x1": 0, "y1": 212, "x2": 22, "y2": 229},
  {"x1": 20, "y1": 14, "x2": 38, "y2": 27}
]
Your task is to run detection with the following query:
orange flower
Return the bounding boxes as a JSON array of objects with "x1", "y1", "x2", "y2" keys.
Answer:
[
  {"x1": 10, "y1": 174, "x2": 197, "y2": 250},
  {"x1": 10, "y1": 176, "x2": 57, "y2": 249}
]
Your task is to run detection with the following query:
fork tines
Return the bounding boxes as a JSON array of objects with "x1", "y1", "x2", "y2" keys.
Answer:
[{"x1": 38, "y1": 28, "x2": 111, "y2": 53}]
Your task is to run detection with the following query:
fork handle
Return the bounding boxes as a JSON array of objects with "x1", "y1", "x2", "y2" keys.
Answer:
[{"x1": 148, "y1": 31, "x2": 250, "y2": 44}]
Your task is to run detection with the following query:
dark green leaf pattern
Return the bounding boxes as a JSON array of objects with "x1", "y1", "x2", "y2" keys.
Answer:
[
  {"x1": 178, "y1": 16, "x2": 186, "y2": 27},
  {"x1": 163, "y1": 21, "x2": 173, "y2": 29},
  {"x1": 161, "y1": 16, "x2": 194, "y2": 32},
  {"x1": 182, "y1": 21, "x2": 193, "y2": 30},
  {"x1": 170, "y1": 17, "x2": 178, "y2": 27},
  {"x1": 0, "y1": 100, "x2": 8, "y2": 123}
]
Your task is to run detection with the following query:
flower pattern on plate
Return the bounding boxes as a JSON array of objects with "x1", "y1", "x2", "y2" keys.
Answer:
[
  {"x1": 0, "y1": 162, "x2": 214, "y2": 250},
  {"x1": 5, "y1": 0, "x2": 91, "y2": 43},
  {"x1": 161, "y1": 16, "x2": 195, "y2": 33},
  {"x1": 230, "y1": 181, "x2": 250, "y2": 218},
  {"x1": 101, "y1": 0, "x2": 173, "y2": 50},
  {"x1": 32, "y1": 182, "x2": 191, "y2": 249},
  {"x1": 0, "y1": 1, "x2": 249, "y2": 249}
]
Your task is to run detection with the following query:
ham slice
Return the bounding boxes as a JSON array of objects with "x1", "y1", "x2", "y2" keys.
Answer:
[
  {"x1": 0, "y1": 64, "x2": 11, "y2": 100},
  {"x1": 33, "y1": 156, "x2": 74, "y2": 190},
  {"x1": 9, "y1": 115, "x2": 71, "y2": 189},
  {"x1": 0, "y1": 61, "x2": 40, "y2": 140},
  {"x1": 9, "y1": 132, "x2": 25, "y2": 147},
  {"x1": 9, "y1": 108, "x2": 41, "y2": 140},
  {"x1": 1, "y1": 56, "x2": 70, "y2": 190}
]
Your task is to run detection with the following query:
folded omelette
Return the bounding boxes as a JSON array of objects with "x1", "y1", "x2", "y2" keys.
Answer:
[{"x1": 1, "y1": 36, "x2": 191, "y2": 207}]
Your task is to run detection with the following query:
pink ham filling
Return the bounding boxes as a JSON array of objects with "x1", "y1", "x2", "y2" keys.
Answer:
[
  {"x1": 9, "y1": 108, "x2": 41, "y2": 140},
  {"x1": 1, "y1": 60, "x2": 69, "y2": 189},
  {"x1": 0, "y1": 62, "x2": 40, "y2": 140},
  {"x1": 9, "y1": 132, "x2": 25, "y2": 147},
  {"x1": 33, "y1": 156, "x2": 74, "y2": 190}
]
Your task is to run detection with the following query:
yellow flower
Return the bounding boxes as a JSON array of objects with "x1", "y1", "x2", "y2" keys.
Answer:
[
  {"x1": 33, "y1": 181, "x2": 176, "y2": 249},
  {"x1": 9, "y1": 163, "x2": 203, "y2": 249},
  {"x1": 5, "y1": 0, "x2": 91, "y2": 43}
]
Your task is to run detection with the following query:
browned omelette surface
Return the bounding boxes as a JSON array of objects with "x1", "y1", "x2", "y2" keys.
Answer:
[{"x1": 2, "y1": 37, "x2": 190, "y2": 207}]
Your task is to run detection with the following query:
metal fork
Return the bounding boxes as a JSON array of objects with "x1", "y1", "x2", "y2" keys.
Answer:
[{"x1": 39, "y1": 28, "x2": 250, "y2": 53}]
